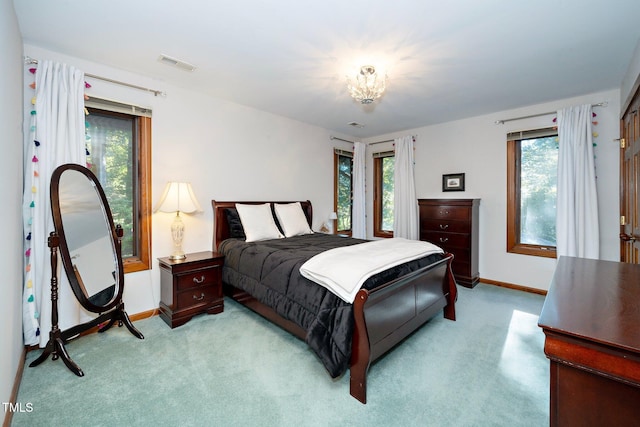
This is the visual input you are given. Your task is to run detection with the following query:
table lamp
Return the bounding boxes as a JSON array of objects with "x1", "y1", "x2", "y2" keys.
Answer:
[{"x1": 154, "y1": 182, "x2": 202, "y2": 260}]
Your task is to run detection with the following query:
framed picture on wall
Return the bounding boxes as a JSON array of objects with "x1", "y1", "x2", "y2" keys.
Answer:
[{"x1": 443, "y1": 173, "x2": 465, "y2": 192}]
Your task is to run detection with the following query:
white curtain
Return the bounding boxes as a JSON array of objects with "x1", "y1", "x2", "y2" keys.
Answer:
[
  {"x1": 556, "y1": 104, "x2": 599, "y2": 259},
  {"x1": 23, "y1": 60, "x2": 87, "y2": 347},
  {"x1": 351, "y1": 141, "x2": 367, "y2": 239},
  {"x1": 393, "y1": 136, "x2": 419, "y2": 239}
]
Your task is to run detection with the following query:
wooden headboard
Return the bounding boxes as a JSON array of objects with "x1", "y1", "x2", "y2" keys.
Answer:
[{"x1": 211, "y1": 200, "x2": 313, "y2": 251}]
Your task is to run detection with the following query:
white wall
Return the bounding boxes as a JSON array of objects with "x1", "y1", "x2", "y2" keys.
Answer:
[
  {"x1": 621, "y1": 39, "x2": 640, "y2": 110},
  {"x1": 24, "y1": 44, "x2": 349, "y2": 315},
  {"x1": 365, "y1": 90, "x2": 621, "y2": 291},
  {"x1": 1, "y1": 0, "x2": 25, "y2": 414}
]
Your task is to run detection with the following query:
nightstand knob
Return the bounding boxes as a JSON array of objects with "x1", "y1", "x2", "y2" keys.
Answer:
[
  {"x1": 193, "y1": 275, "x2": 205, "y2": 284},
  {"x1": 439, "y1": 237, "x2": 449, "y2": 243},
  {"x1": 439, "y1": 224, "x2": 449, "y2": 230},
  {"x1": 193, "y1": 292, "x2": 205, "y2": 301}
]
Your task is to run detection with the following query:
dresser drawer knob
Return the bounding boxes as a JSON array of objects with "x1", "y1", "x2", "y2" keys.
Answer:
[
  {"x1": 439, "y1": 224, "x2": 449, "y2": 230},
  {"x1": 193, "y1": 275, "x2": 205, "y2": 284},
  {"x1": 193, "y1": 292, "x2": 205, "y2": 301},
  {"x1": 439, "y1": 237, "x2": 449, "y2": 243},
  {"x1": 440, "y1": 210, "x2": 449, "y2": 216}
]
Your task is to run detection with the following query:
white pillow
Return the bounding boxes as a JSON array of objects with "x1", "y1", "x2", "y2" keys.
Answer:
[
  {"x1": 235, "y1": 203, "x2": 283, "y2": 242},
  {"x1": 274, "y1": 202, "x2": 313, "y2": 238}
]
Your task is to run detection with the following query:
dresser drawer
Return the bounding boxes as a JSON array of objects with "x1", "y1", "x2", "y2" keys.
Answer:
[
  {"x1": 420, "y1": 205, "x2": 470, "y2": 221},
  {"x1": 176, "y1": 285, "x2": 219, "y2": 310},
  {"x1": 421, "y1": 231, "x2": 470, "y2": 249},
  {"x1": 420, "y1": 218, "x2": 470, "y2": 234},
  {"x1": 176, "y1": 267, "x2": 220, "y2": 291}
]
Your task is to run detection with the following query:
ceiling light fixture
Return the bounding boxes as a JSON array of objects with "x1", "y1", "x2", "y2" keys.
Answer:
[{"x1": 347, "y1": 65, "x2": 387, "y2": 104}]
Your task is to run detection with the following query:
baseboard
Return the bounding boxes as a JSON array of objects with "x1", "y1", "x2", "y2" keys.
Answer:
[
  {"x1": 3, "y1": 346, "x2": 27, "y2": 427},
  {"x1": 479, "y1": 278, "x2": 547, "y2": 296},
  {"x1": 129, "y1": 308, "x2": 160, "y2": 322}
]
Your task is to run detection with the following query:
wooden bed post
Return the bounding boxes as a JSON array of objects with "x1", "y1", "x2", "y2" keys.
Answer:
[
  {"x1": 443, "y1": 254, "x2": 457, "y2": 321},
  {"x1": 350, "y1": 289, "x2": 371, "y2": 404}
]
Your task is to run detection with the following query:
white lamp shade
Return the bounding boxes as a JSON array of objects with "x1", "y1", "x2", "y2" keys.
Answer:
[
  {"x1": 154, "y1": 182, "x2": 202, "y2": 214},
  {"x1": 329, "y1": 212, "x2": 338, "y2": 220}
]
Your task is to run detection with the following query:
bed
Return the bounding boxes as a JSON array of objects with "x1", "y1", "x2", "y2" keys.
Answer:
[{"x1": 212, "y1": 200, "x2": 457, "y2": 403}]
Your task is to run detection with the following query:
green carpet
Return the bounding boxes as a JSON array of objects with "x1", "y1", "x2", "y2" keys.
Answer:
[{"x1": 13, "y1": 284, "x2": 548, "y2": 426}]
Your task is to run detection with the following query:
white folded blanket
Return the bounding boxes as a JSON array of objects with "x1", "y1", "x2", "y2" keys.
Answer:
[{"x1": 299, "y1": 238, "x2": 443, "y2": 303}]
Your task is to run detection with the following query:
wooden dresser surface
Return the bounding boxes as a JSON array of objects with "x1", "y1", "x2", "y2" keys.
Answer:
[
  {"x1": 539, "y1": 256, "x2": 640, "y2": 426},
  {"x1": 539, "y1": 256, "x2": 640, "y2": 351}
]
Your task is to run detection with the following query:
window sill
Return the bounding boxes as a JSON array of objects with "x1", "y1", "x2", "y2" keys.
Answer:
[
  {"x1": 373, "y1": 231, "x2": 394, "y2": 239},
  {"x1": 508, "y1": 244, "x2": 556, "y2": 258}
]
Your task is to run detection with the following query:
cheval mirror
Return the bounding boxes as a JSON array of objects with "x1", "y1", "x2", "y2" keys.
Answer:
[{"x1": 30, "y1": 163, "x2": 144, "y2": 376}]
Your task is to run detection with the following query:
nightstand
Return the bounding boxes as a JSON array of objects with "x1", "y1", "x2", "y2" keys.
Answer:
[{"x1": 158, "y1": 251, "x2": 224, "y2": 328}]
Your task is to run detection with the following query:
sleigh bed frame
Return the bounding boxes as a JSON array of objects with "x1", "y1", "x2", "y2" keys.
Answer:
[{"x1": 212, "y1": 200, "x2": 457, "y2": 403}]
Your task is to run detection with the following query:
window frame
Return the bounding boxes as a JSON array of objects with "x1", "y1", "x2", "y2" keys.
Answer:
[
  {"x1": 86, "y1": 106, "x2": 152, "y2": 273},
  {"x1": 333, "y1": 149, "x2": 353, "y2": 236},
  {"x1": 506, "y1": 129, "x2": 557, "y2": 259},
  {"x1": 373, "y1": 151, "x2": 394, "y2": 238}
]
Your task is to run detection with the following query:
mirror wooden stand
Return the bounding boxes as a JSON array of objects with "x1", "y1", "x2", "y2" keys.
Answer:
[{"x1": 29, "y1": 164, "x2": 144, "y2": 376}]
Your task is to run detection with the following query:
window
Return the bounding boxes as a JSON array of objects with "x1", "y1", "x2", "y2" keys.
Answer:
[
  {"x1": 334, "y1": 149, "x2": 353, "y2": 235},
  {"x1": 373, "y1": 150, "x2": 394, "y2": 237},
  {"x1": 85, "y1": 100, "x2": 152, "y2": 272},
  {"x1": 507, "y1": 127, "x2": 558, "y2": 258}
]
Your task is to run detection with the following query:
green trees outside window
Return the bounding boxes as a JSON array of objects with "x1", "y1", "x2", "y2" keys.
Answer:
[
  {"x1": 507, "y1": 128, "x2": 558, "y2": 258},
  {"x1": 336, "y1": 153, "x2": 352, "y2": 233},
  {"x1": 86, "y1": 112, "x2": 135, "y2": 257},
  {"x1": 380, "y1": 156, "x2": 394, "y2": 232},
  {"x1": 519, "y1": 136, "x2": 558, "y2": 246}
]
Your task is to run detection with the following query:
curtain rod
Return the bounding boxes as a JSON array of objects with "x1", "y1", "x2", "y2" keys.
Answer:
[
  {"x1": 24, "y1": 56, "x2": 166, "y2": 97},
  {"x1": 495, "y1": 102, "x2": 608, "y2": 125},
  {"x1": 329, "y1": 135, "x2": 415, "y2": 145},
  {"x1": 369, "y1": 138, "x2": 394, "y2": 145},
  {"x1": 329, "y1": 136, "x2": 356, "y2": 144}
]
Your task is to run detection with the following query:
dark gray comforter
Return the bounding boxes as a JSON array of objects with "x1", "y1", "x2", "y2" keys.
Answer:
[{"x1": 219, "y1": 233, "x2": 444, "y2": 377}]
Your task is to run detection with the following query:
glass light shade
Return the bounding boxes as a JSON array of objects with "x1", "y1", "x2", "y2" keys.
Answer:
[{"x1": 347, "y1": 65, "x2": 387, "y2": 104}]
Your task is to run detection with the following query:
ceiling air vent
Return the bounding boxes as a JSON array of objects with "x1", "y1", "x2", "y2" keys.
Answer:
[
  {"x1": 158, "y1": 54, "x2": 196, "y2": 72},
  {"x1": 348, "y1": 122, "x2": 364, "y2": 128}
]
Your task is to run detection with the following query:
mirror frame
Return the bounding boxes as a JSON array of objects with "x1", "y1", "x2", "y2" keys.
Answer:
[{"x1": 50, "y1": 163, "x2": 125, "y2": 313}]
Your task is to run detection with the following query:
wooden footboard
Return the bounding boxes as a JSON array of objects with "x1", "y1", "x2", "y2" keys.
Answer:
[{"x1": 349, "y1": 253, "x2": 456, "y2": 403}]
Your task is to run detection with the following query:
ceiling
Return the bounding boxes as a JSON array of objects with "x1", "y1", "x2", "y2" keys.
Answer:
[{"x1": 14, "y1": 0, "x2": 640, "y2": 138}]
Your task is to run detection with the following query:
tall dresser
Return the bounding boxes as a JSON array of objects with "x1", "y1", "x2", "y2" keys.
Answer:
[{"x1": 418, "y1": 199, "x2": 480, "y2": 288}]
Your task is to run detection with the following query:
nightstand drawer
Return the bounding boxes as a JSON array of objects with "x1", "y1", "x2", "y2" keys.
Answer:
[
  {"x1": 176, "y1": 267, "x2": 220, "y2": 291},
  {"x1": 176, "y1": 285, "x2": 218, "y2": 309}
]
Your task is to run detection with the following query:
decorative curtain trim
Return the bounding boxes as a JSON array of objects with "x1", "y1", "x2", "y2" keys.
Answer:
[{"x1": 22, "y1": 60, "x2": 89, "y2": 347}]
